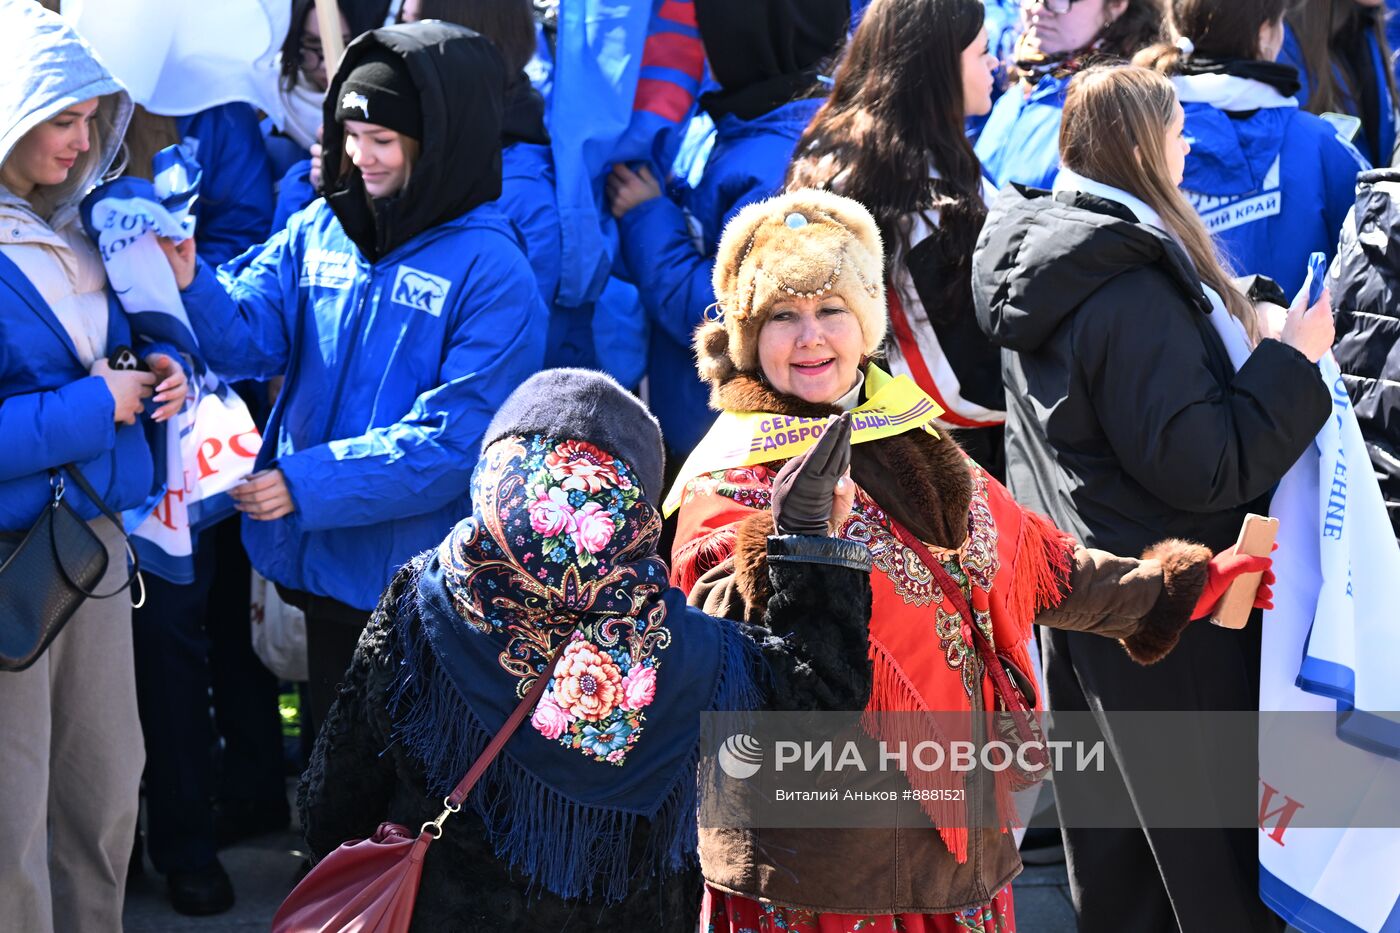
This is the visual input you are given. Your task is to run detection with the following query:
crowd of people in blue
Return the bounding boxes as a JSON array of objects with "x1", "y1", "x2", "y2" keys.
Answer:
[{"x1": 2, "y1": 0, "x2": 1398, "y2": 930}]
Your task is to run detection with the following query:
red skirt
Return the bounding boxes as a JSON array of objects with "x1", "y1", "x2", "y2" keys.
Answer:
[{"x1": 701, "y1": 884, "x2": 1016, "y2": 933}]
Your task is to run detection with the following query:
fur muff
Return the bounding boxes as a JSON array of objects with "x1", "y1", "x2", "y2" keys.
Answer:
[
  {"x1": 1122, "y1": 539, "x2": 1212, "y2": 664},
  {"x1": 733, "y1": 511, "x2": 777, "y2": 610},
  {"x1": 700, "y1": 189, "x2": 887, "y2": 386}
]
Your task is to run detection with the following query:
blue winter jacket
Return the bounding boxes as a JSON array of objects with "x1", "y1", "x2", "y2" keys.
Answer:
[
  {"x1": 0, "y1": 3, "x2": 162, "y2": 532},
  {"x1": 178, "y1": 200, "x2": 547, "y2": 609},
  {"x1": 1175, "y1": 73, "x2": 1369, "y2": 295},
  {"x1": 0, "y1": 267, "x2": 164, "y2": 532},
  {"x1": 975, "y1": 73, "x2": 1071, "y2": 190},
  {"x1": 176, "y1": 103, "x2": 275, "y2": 266},
  {"x1": 273, "y1": 160, "x2": 316, "y2": 232},
  {"x1": 499, "y1": 140, "x2": 598, "y2": 370},
  {"x1": 1280, "y1": 22, "x2": 1397, "y2": 169},
  {"x1": 618, "y1": 97, "x2": 822, "y2": 454}
]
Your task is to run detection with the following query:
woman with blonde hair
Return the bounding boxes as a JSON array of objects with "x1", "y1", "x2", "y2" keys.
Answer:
[{"x1": 974, "y1": 65, "x2": 1334, "y2": 930}]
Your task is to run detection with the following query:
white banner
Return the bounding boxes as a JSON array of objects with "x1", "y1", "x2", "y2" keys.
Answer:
[{"x1": 1259, "y1": 352, "x2": 1400, "y2": 931}]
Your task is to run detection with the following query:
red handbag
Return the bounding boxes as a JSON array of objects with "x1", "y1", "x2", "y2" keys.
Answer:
[{"x1": 272, "y1": 640, "x2": 562, "y2": 933}]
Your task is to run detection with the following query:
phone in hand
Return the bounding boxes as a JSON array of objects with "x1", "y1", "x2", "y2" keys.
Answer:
[
  {"x1": 108, "y1": 345, "x2": 150, "y2": 372},
  {"x1": 1306, "y1": 252, "x2": 1327, "y2": 307}
]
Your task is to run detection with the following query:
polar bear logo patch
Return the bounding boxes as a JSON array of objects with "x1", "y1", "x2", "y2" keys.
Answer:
[
  {"x1": 340, "y1": 91, "x2": 370, "y2": 119},
  {"x1": 391, "y1": 266, "x2": 451, "y2": 317}
]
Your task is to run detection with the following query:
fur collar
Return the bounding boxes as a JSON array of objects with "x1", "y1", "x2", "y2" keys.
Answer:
[{"x1": 715, "y1": 373, "x2": 974, "y2": 548}]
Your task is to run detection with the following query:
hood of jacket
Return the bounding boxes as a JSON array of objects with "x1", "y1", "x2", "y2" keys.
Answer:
[
  {"x1": 973, "y1": 185, "x2": 1208, "y2": 353},
  {"x1": 695, "y1": 0, "x2": 846, "y2": 121},
  {"x1": 1173, "y1": 71, "x2": 1297, "y2": 199},
  {"x1": 501, "y1": 74, "x2": 548, "y2": 147},
  {"x1": 321, "y1": 21, "x2": 506, "y2": 262},
  {"x1": 0, "y1": 0, "x2": 132, "y2": 228}
]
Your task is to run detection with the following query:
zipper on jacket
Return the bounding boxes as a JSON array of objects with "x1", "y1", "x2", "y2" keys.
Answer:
[
  {"x1": 294, "y1": 265, "x2": 375, "y2": 592},
  {"x1": 319, "y1": 269, "x2": 377, "y2": 446}
]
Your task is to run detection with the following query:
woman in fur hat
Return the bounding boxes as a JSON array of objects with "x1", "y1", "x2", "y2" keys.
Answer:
[{"x1": 667, "y1": 189, "x2": 1276, "y2": 930}]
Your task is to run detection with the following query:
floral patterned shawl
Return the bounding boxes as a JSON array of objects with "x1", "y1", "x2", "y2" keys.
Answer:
[{"x1": 390, "y1": 434, "x2": 759, "y2": 901}]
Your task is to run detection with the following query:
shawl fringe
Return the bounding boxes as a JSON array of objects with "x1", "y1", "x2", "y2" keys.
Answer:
[
  {"x1": 672, "y1": 525, "x2": 737, "y2": 592},
  {"x1": 386, "y1": 561, "x2": 762, "y2": 903},
  {"x1": 1005, "y1": 508, "x2": 1076, "y2": 631},
  {"x1": 864, "y1": 642, "x2": 970, "y2": 863}
]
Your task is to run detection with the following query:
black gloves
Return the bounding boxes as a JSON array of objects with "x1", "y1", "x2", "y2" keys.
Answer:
[{"x1": 771, "y1": 413, "x2": 853, "y2": 537}]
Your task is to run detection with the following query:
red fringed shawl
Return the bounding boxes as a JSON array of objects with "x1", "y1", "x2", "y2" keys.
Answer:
[{"x1": 672, "y1": 461, "x2": 1074, "y2": 860}]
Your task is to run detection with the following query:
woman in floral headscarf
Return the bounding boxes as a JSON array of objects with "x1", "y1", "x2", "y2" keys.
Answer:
[{"x1": 300, "y1": 368, "x2": 864, "y2": 931}]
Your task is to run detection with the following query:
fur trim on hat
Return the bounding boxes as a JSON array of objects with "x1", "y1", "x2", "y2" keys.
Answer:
[{"x1": 698, "y1": 189, "x2": 886, "y2": 391}]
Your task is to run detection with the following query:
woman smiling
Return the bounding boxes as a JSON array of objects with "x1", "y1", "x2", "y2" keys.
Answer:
[{"x1": 668, "y1": 189, "x2": 1273, "y2": 930}]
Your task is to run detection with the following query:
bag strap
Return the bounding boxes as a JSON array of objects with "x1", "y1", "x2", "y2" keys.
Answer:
[
  {"x1": 420, "y1": 634, "x2": 571, "y2": 838},
  {"x1": 51, "y1": 463, "x2": 144, "y2": 604},
  {"x1": 886, "y1": 518, "x2": 1036, "y2": 724}
]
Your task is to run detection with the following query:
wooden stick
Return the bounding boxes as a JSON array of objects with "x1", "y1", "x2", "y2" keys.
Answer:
[{"x1": 314, "y1": 0, "x2": 345, "y2": 83}]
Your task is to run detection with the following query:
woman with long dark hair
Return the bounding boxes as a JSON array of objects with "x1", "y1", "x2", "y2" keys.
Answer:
[
  {"x1": 975, "y1": 0, "x2": 1165, "y2": 188},
  {"x1": 266, "y1": 0, "x2": 389, "y2": 227},
  {"x1": 1135, "y1": 0, "x2": 1367, "y2": 295},
  {"x1": 1280, "y1": 0, "x2": 1397, "y2": 168},
  {"x1": 787, "y1": 0, "x2": 1008, "y2": 476},
  {"x1": 974, "y1": 65, "x2": 1334, "y2": 931}
]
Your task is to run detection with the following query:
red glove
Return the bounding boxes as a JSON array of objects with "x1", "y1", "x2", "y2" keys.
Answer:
[{"x1": 1190, "y1": 545, "x2": 1277, "y2": 620}]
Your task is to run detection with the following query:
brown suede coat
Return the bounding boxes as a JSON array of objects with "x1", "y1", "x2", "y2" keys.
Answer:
[{"x1": 683, "y1": 373, "x2": 1211, "y2": 915}]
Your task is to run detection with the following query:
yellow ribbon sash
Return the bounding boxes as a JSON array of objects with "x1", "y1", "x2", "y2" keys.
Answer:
[{"x1": 662, "y1": 366, "x2": 944, "y2": 517}]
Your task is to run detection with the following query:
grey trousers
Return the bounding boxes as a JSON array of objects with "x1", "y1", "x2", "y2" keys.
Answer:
[{"x1": 0, "y1": 519, "x2": 145, "y2": 933}]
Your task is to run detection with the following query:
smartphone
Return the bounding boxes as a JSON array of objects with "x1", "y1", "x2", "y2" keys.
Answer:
[
  {"x1": 1210, "y1": 514, "x2": 1280, "y2": 629},
  {"x1": 107, "y1": 345, "x2": 150, "y2": 372},
  {"x1": 1307, "y1": 252, "x2": 1327, "y2": 307}
]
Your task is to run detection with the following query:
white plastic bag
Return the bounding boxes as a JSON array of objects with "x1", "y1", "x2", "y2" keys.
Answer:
[{"x1": 250, "y1": 571, "x2": 308, "y2": 682}]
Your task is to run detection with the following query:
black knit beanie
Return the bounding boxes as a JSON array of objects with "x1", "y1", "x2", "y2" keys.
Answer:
[
  {"x1": 481, "y1": 369, "x2": 665, "y2": 501},
  {"x1": 334, "y1": 47, "x2": 423, "y2": 139}
]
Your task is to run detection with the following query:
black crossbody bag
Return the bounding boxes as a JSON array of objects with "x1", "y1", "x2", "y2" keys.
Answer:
[{"x1": 0, "y1": 464, "x2": 143, "y2": 672}]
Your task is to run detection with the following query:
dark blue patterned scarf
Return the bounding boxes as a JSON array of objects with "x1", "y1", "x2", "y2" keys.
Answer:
[{"x1": 390, "y1": 434, "x2": 759, "y2": 901}]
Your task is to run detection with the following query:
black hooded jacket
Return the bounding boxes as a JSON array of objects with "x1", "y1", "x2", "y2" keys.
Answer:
[
  {"x1": 972, "y1": 185, "x2": 1331, "y2": 557},
  {"x1": 321, "y1": 22, "x2": 506, "y2": 262},
  {"x1": 693, "y1": 0, "x2": 847, "y2": 121},
  {"x1": 1331, "y1": 168, "x2": 1400, "y2": 544}
]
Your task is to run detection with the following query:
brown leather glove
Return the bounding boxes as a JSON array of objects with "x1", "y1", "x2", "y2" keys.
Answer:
[{"x1": 771, "y1": 413, "x2": 853, "y2": 536}]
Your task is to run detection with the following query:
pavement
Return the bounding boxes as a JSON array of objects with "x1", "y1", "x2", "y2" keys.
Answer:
[
  {"x1": 123, "y1": 823, "x2": 1080, "y2": 932},
  {"x1": 123, "y1": 825, "x2": 307, "y2": 933}
]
